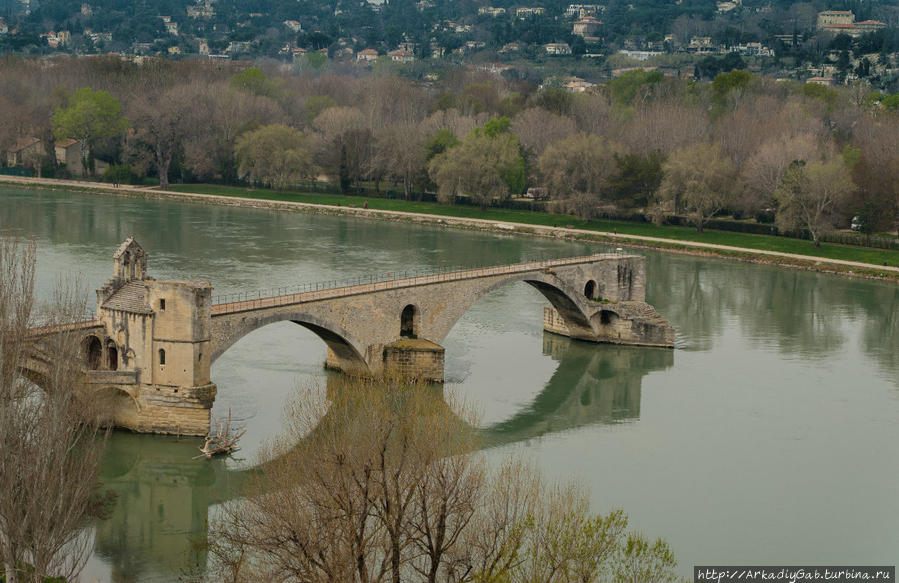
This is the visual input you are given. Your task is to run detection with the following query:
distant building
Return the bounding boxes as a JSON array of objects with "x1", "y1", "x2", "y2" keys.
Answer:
[
  {"x1": 544, "y1": 42, "x2": 572, "y2": 55},
  {"x1": 618, "y1": 49, "x2": 663, "y2": 60},
  {"x1": 356, "y1": 48, "x2": 378, "y2": 62},
  {"x1": 187, "y1": 3, "x2": 214, "y2": 19},
  {"x1": 0, "y1": 19, "x2": 9, "y2": 35},
  {"x1": 817, "y1": 10, "x2": 853, "y2": 29},
  {"x1": 716, "y1": 0, "x2": 739, "y2": 12},
  {"x1": 388, "y1": 49, "x2": 415, "y2": 63},
  {"x1": 572, "y1": 17, "x2": 601, "y2": 37},
  {"x1": 564, "y1": 77, "x2": 595, "y2": 92},
  {"x1": 54, "y1": 139, "x2": 82, "y2": 174},
  {"x1": 566, "y1": 4, "x2": 602, "y2": 18},
  {"x1": 817, "y1": 11, "x2": 885, "y2": 37},
  {"x1": 806, "y1": 76, "x2": 834, "y2": 86},
  {"x1": 478, "y1": 6, "x2": 506, "y2": 16},
  {"x1": 500, "y1": 41, "x2": 523, "y2": 53},
  {"x1": 283, "y1": 20, "x2": 302, "y2": 32},
  {"x1": 164, "y1": 21, "x2": 179, "y2": 35},
  {"x1": 735, "y1": 42, "x2": 773, "y2": 57},
  {"x1": 6, "y1": 137, "x2": 42, "y2": 168},
  {"x1": 431, "y1": 46, "x2": 445, "y2": 58},
  {"x1": 854, "y1": 20, "x2": 886, "y2": 34},
  {"x1": 516, "y1": 7, "x2": 546, "y2": 18},
  {"x1": 80, "y1": 3, "x2": 93, "y2": 16}
]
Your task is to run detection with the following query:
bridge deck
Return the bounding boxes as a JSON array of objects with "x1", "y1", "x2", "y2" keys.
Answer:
[
  {"x1": 25, "y1": 318, "x2": 102, "y2": 338},
  {"x1": 211, "y1": 253, "x2": 622, "y2": 316}
]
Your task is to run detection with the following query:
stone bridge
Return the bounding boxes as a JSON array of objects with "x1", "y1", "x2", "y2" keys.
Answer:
[{"x1": 24, "y1": 238, "x2": 674, "y2": 436}]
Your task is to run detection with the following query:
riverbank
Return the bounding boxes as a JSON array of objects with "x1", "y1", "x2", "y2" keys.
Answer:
[{"x1": 3, "y1": 175, "x2": 898, "y2": 281}]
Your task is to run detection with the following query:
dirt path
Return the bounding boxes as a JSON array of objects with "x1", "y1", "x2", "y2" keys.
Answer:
[{"x1": 3, "y1": 175, "x2": 897, "y2": 277}]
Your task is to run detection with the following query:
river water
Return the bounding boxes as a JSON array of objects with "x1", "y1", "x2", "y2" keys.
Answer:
[{"x1": 2, "y1": 186, "x2": 898, "y2": 581}]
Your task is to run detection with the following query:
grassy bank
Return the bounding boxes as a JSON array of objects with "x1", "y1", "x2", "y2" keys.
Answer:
[{"x1": 169, "y1": 184, "x2": 899, "y2": 268}]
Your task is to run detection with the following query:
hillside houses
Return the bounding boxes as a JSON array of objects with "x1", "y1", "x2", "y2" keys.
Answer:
[{"x1": 817, "y1": 10, "x2": 886, "y2": 38}]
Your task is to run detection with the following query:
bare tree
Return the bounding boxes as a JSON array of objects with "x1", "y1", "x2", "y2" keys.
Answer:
[
  {"x1": 623, "y1": 101, "x2": 708, "y2": 157},
  {"x1": 372, "y1": 123, "x2": 429, "y2": 199},
  {"x1": 207, "y1": 376, "x2": 685, "y2": 583},
  {"x1": 234, "y1": 124, "x2": 318, "y2": 192},
  {"x1": 774, "y1": 156, "x2": 856, "y2": 246},
  {"x1": 657, "y1": 142, "x2": 738, "y2": 233},
  {"x1": 511, "y1": 108, "x2": 576, "y2": 162},
  {"x1": 0, "y1": 235, "x2": 111, "y2": 583},
  {"x1": 741, "y1": 133, "x2": 820, "y2": 215},
  {"x1": 127, "y1": 82, "x2": 197, "y2": 188},
  {"x1": 538, "y1": 133, "x2": 622, "y2": 219}
]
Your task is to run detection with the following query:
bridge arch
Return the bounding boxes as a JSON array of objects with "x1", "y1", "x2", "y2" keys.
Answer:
[
  {"x1": 427, "y1": 270, "x2": 597, "y2": 344},
  {"x1": 211, "y1": 311, "x2": 370, "y2": 373}
]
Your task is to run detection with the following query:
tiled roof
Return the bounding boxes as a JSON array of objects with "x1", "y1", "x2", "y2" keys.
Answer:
[{"x1": 103, "y1": 281, "x2": 153, "y2": 314}]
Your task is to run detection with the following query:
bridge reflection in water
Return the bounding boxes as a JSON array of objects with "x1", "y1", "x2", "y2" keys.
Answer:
[{"x1": 90, "y1": 333, "x2": 673, "y2": 583}]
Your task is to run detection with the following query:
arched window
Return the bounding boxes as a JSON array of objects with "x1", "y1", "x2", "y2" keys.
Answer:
[
  {"x1": 107, "y1": 342, "x2": 118, "y2": 371},
  {"x1": 584, "y1": 280, "x2": 597, "y2": 300},
  {"x1": 159, "y1": 349, "x2": 166, "y2": 366},
  {"x1": 400, "y1": 304, "x2": 417, "y2": 338},
  {"x1": 84, "y1": 336, "x2": 102, "y2": 370}
]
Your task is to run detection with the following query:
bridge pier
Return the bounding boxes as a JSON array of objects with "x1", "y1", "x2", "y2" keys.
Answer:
[
  {"x1": 543, "y1": 303, "x2": 675, "y2": 348},
  {"x1": 325, "y1": 339, "x2": 445, "y2": 382}
]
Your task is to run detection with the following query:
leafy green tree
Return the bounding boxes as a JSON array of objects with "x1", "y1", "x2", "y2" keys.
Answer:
[
  {"x1": 800, "y1": 83, "x2": 838, "y2": 110},
  {"x1": 609, "y1": 151, "x2": 665, "y2": 209},
  {"x1": 712, "y1": 70, "x2": 753, "y2": 104},
  {"x1": 429, "y1": 131, "x2": 525, "y2": 211},
  {"x1": 657, "y1": 143, "x2": 738, "y2": 233},
  {"x1": 234, "y1": 124, "x2": 317, "y2": 192},
  {"x1": 52, "y1": 88, "x2": 129, "y2": 176},
  {"x1": 881, "y1": 93, "x2": 899, "y2": 111},
  {"x1": 230, "y1": 67, "x2": 283, "y2": 99},
  {"x1": 774, "y1": 157, "x2": 856, "y2": 247},
  {"x1": 608, "y1": 69, "x2": 663, "y2": 106},
  {"x1": 425, "y1": 129, "x2": 460, "y2": 161},
  {"x1": 532, "y1": 88, "x2": 574, "y2": 116}
]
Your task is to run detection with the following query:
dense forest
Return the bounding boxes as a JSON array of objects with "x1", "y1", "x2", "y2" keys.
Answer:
[{"x1": 1, "y1": 56, "x2": 898, "y2": 241}]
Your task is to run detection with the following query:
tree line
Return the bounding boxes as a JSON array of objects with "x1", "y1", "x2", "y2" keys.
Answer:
[{"x1": 1, "y1": 56, "x2": 898, "y2": 242}]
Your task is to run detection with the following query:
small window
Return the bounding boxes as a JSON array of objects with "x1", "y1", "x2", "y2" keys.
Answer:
[
  {"x1": 159, "y1": 349, "x2": 166, "y2": 365},
  {"x1": 159, "y1": 299, "x2": 166, "y2": 310}
]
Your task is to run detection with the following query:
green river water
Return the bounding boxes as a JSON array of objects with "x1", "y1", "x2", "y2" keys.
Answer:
[{"x1": 1, "y1": 186, "x2": 898, "y2": 581}]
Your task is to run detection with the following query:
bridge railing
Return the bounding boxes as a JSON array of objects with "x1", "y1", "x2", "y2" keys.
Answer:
[
  {"x1": 26, "y1": 310, "x2": 99, "y2": 335},
  {"x1": 211, "y1": 252, "x2": 623, "y2": 312}
]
